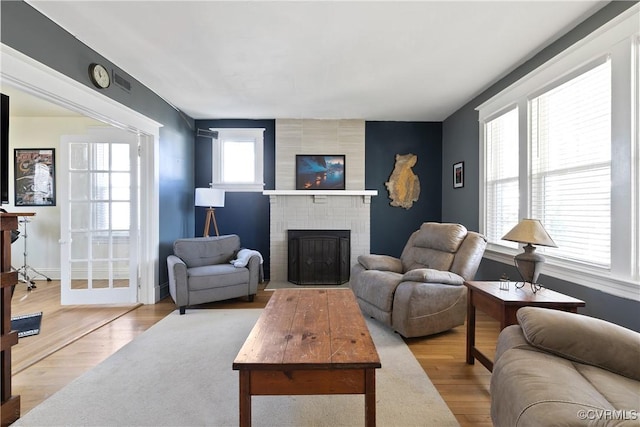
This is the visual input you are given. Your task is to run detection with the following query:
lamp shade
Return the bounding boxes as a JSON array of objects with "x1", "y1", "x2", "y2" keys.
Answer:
[
  {"x1": 502, "y1": 219, "x2": 557, "y2": 247},
  {"x1": 195, "y1": 188, "x2": 225, "y2": 208}
]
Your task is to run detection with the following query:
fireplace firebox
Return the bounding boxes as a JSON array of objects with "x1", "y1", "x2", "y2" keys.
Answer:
[{"x1": 288, "y1": 229, "x2": 350, "y2": 285}]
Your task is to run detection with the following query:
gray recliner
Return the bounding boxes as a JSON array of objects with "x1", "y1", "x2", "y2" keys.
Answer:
[
  {"x1": 167, "y1": 235, "x2": 261, "y2": 314},
  {"x1": 350, "y1": 222, "x2": 487, "y2": 337}
]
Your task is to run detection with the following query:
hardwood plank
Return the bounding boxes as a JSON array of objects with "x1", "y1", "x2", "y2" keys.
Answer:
[
  {"x1": 10, "y1": 282, "x2": 140, "y2": 374},
  {"x1": 283, "y1": 289, "x2": 332, "y2": 364},
  {"x1": 327, "y1": 289, "x2": 379, "y2": 365}
]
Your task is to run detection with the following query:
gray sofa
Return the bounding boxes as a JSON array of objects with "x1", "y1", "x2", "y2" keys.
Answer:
[
  {"x1": 350, "y1": 222, "x2": 487, "y2": 338},
  {"x1": 166, "y1": 235, "x2": 261, "y2": 314},
  {"x1": 491, "y1": 306, "x2": 640, "y2": 426}
]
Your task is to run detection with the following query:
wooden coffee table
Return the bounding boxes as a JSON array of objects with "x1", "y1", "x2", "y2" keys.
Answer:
[
  {"x1": 233, "y1": 288, "x2": 381, "y2": 427},
  {"x1": 464, "y1": 280, "x2": 585, "y2": 372}
]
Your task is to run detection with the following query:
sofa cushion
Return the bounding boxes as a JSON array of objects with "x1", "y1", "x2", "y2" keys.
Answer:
[
  {"x1": 401, "y1": 268, "x2": 464, "y2": 285},
  {"x1": 517, "y1": 307, "x2": 640, "y2": 381},
  {"x1": 173, "y1": 235, "x2": 240, "y2": 268},
  {"x1": 357, "y1": 254, "x2": 403, "y2": 273},
  {"x1": 491, "y1": 348, "x2": 627, "y2": 427}
]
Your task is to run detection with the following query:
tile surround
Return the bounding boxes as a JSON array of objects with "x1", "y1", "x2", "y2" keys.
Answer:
[{"x1": 268, "y1": 119, "x2": 373, "y2": 282}]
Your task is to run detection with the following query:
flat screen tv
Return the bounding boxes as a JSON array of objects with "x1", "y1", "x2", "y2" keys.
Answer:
[
  {"x1": 1, "y1": 93, "x2": 9, "y2": 205},
  {"x1": 295, "y1": 154, "x2": 345, "y2": 190}
]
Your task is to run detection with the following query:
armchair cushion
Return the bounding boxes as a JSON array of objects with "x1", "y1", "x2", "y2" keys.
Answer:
[
  {"x1": 400, "y1": 223, "x2": 468, "y2": 272},
  {"x1": 357, "y1": 254, "x2": 403, "y2": 273},
  {"x1": 401, "y1": 268, "x2": 464, "y2": 286},
  {"x1": 173, "y1": 235, "x2": 239, "y2": 268},
  {"x1": 517, "y1": 307, "x2": 640, "y2": 381}
]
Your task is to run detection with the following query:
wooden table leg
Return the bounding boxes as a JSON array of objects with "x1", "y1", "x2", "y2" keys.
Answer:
[
  {"x1": 239, "y1": 370, "x2": 251, "y2": 427},
  {"x1": 365, "y1": 368, "x2": 376, "y2": 427},
  {"x1": 466, "y1": 293, "x2": 476, "y2": 365}
]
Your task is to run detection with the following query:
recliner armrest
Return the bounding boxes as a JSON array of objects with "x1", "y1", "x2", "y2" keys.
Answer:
[
  {"x1": 357, "y1": 254, "x2": 403, "y2": 273},
  {"x1": 401, "y1": 268, "x2": 464, "y2": 285}
]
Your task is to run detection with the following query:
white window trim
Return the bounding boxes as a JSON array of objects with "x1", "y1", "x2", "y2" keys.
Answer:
[
  {"x1": 210, "y1": 128, "x2": 265, "y2": 192},
  {"x1": 477, "y1": 5, "x2": 640, "y2": 301}
]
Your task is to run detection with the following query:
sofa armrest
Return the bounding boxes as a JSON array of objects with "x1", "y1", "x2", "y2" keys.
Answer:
[
  {"x1": 401, "y1": 268, "x2": 464, "y2": 285},
  {"x1": 357, "y1": 254, "x2": 403, "y2": 273},
  {"x1": 517, "y1": 306, "x2": 640, "y2": 381},
  {"x1": 167, "y1": 255, "x2": 188, "y2": 306}
]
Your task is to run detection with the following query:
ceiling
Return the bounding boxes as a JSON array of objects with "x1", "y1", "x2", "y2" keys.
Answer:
[{"x1": 18, "y1": 1, "x2": 607, "y2": 121}]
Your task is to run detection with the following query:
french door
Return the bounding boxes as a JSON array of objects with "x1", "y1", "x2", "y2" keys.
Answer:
[{"x1": 59, "y1": 128, "x2": 139, "y2": 304}]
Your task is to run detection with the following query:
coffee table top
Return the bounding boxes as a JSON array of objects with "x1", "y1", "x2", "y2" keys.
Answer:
[
  {"x1": 464, "y1": 281, "x2": 585, "y2": 306},
  {"x1": 233, "y1": 288, "x2": 380, "y2": 370}
]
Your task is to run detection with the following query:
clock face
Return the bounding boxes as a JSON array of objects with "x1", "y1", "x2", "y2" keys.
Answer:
[{"x1": 89, "y1": 63, "x2": 110, "y2": 89}]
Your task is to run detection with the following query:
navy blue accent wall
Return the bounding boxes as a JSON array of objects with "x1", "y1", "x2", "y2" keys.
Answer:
[
  {"x1": 365, "y1": 122, "x2": 442, "y2": 257},
  {"x1": 442, "y1": 1, "x2": 639, "y2": 331},
  {"x1": 2, "y1": 1, "x2": 196, "y2": 297},
  {"x1": 194, "y1": 119, "x2": 275, "y2": 280}
]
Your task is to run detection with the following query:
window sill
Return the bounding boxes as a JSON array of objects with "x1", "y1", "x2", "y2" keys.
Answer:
[
  {"x1": 484, "y1": 247, "x2": 639, "y2": 302},
  {"x1": 213, "y1": 183, "x2": 264, "y2": 192}
]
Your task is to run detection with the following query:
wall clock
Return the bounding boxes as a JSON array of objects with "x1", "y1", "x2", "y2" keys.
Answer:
[{"x1": 88, "y1": 63, "x2": 110, "y2": 89}]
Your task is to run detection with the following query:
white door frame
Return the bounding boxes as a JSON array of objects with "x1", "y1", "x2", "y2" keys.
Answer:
[{"x1": 1, "y1": 43, "x2": 162, "y2": 304}]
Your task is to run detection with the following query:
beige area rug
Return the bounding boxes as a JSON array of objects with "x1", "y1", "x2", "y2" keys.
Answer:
[
  {"x1": 14, "y1": 309, "x2": 459, "y2": 427},
  {"x1": 265, "y1": 280, "x2": 350, "y2": 290}
]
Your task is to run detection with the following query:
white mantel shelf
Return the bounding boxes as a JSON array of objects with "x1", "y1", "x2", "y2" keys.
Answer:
[
  {"x1": 264, "y1": 190, "x2": 378, "y2": 204},
  {"x1": 263, "y1": 190, "x2": 378, "y2": 196}
]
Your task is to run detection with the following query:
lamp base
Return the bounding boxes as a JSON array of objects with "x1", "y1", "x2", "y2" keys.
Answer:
[
  {"x1": 203, "y1": 208, "x2": 220, "y2": 237},
  {"x1": 514, "y1": 281, "x2": 543, "y2": 293},
  {"x1": 513, "y1": 243, "x2": 545, "y2": 292}
]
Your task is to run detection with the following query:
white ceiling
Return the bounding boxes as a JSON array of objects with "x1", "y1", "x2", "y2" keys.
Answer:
[{"x1": 22, "y1": 1, "x2": 607, "y2": 121}]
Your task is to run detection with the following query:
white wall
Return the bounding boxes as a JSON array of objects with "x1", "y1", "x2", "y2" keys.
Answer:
[{"x1": 8, "y1": 116, "x2": 104, "y2": 280}]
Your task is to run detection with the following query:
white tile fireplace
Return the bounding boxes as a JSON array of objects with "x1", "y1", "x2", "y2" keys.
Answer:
[{"x1": 265, "y1": 119, "x2": 377, "y2": 284}]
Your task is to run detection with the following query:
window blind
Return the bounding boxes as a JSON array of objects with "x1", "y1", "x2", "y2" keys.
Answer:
[
  {"x1": 530, "y1": 60, "x2": 611, "y2": 267},
  {"x1": 484, "y1": 107, "x2": 519, "y2": 246}
]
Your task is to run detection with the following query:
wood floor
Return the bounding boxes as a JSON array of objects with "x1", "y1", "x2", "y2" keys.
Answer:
[{"x1": 11, "y1": 281, "x2": 499, "y2": 426}]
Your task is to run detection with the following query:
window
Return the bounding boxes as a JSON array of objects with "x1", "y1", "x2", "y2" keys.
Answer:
[
  {"x1": 210, "y1": 128, "x2": 264, "y2": 191},
  {"x1": 484, "y1": 108, "x2": 519, "y2": 246},
  {"x1": 530, "y1": 60, "x2": 611, "y2": 267},
  {"x1": 477, "y1": 6, "x2": 639, "y2": 300}
]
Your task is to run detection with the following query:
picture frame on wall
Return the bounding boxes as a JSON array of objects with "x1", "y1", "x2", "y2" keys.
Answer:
[
  {"x1": 14, "y1": 148, "x2": 56, "y2": 206},
  {"x1": 453, "y1": 161, "x2": 464, "y2": 189},
  {"x1": 295, "y1": 154, "x2": 346, "y2": 190}
]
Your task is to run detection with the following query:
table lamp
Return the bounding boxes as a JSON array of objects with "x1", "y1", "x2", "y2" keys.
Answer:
[
  {"x1": 502, "y1": 219, "x2": 557, "y2": 292},
  {"x1": 195, "y1": 186, "x2": 225, "y2": 237}
]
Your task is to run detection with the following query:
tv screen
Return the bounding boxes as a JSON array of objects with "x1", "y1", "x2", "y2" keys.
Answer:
[{"x1": 1, "y1": 93, "x2": 9, "y2": 205}]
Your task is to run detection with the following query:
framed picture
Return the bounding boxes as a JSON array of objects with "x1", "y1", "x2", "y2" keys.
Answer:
[
  {"x1": 14, "y1": 148, "x2": 56, "y2": 206},
  {"x1": 453, "y1": 161, "x2": 464, "y2": 189},
  {"x1": 296, "y1": 155, "x2": 345, "y2": 190}
]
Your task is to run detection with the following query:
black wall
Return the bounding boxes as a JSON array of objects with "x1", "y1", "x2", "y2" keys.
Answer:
[
  {"x1": 194, "y1": 119, "x2": 275, "y2": 279},
  {"x1": 1, "y1": 1, "x2": 196, "y2": 296},
  {"x1": 442, "y1": 1, "x2": 640, "y2": 331},
  {"x1": 366, "y1": 122, "x2": 442, "y2": 257}
]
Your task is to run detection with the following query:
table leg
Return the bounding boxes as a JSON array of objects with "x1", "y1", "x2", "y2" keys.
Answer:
[
  {"x1": 466, "y1": 294, "x2": 476, "y2": 365},
  {"x1": 239, "y1": 370, "x2": 251, "y2": 427},
  {"x1": 365, "y1": 368, "x2": 376, "y2": 427}
]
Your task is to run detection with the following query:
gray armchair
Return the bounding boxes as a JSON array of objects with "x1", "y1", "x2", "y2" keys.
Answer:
[
  {"x1": 167, "y1": 235, "x2": 261, "y2": 314},
  {"x1": 350, "y1": 222, "x2": 487, "y2": 337}
]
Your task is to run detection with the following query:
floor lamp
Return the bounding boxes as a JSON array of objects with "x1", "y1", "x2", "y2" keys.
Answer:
[{"x1": 195, "y1": 187, "x2": 225, "y2": 237}]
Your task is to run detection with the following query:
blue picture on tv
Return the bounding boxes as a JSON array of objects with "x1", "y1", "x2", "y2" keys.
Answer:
[{"x1": 296, "y1": 155, "x2": 345, "y2": 190}]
